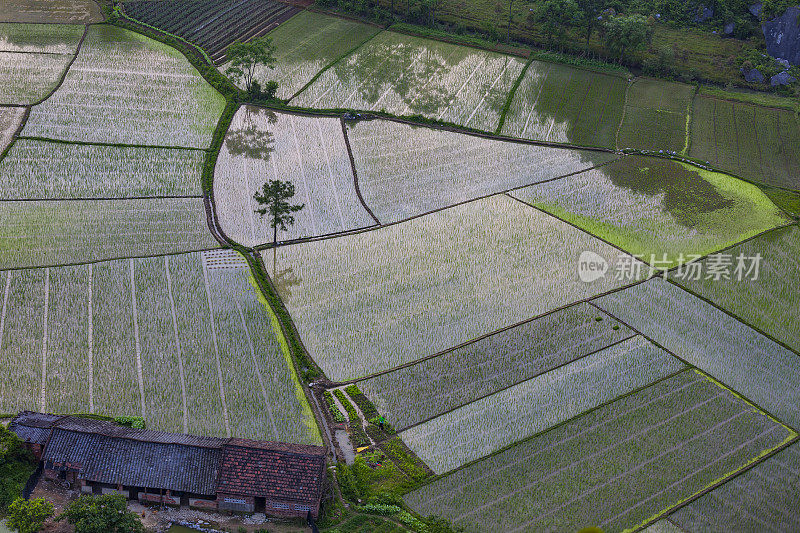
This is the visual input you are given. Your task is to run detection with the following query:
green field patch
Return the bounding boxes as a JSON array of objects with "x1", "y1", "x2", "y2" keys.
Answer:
[
  {"x1": 689, "y1": 95, "x2": 800, "y2": 191},
  {"x1": 0, "y1": 50, "x2": 73, "y2": 105},
  {"x1": 242, "y1": 10, "x2": 380, "y2": 100},
  {"x1": 674, "y1": 225, "x2": 800, "y2": 354},
  {"x1": 266, "y1": 195, "x2": 646, "y2": 382},
  {"x1": 0, "y1": 251, "x2": 321, "y2": 443},
  {"x1": 23, "y1": 24, "x2": 226, "y2": 148},
  {"x1": 213, "y1": 107, "x2": 375, "y2": 247},
  {"x1": 0, "y1": 197, "x2": 219, "y2": 270},
  {"x1": 400, "y1": 335, "x2": 684, "y2": 474},
  {"x1": 511, "y1": 156, "x2": 789, "y2": 269},
  {"x1": 594, "y1": 277, "x2": 800, "y2": 429},
  {"x1": 347, "y1": 118, "x2": 616, "y2": 223},
  {"x1": 617, "y1": 78, "x2": 694, "y2": 153},
  {"x1": 670, "y1": 441, "x2": 800, "y2": 531},
  {"x1": 358, "y1": 302, "x2": 634, "y2": 430},
  {"x1": 0, "y1": 139, "x2": 205, "y2": 198},
  {"x1": 292, "y1": 31, "x2": 526, "y2": 132},
  {"x1": 0, "y1": 0, "x2": 103, "y2": 23},
  {"x1": 500, "y1": 61, "x2": 627, "y2": 149},
  {"x1": 404, "y1": 370, "x2": 795, "y2": 532},
  {"x1": 0, "y1": 22, "x2": 83, "y2": 53}
]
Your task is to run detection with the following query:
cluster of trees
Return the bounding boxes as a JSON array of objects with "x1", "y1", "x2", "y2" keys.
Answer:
[{"x1": 7, "y1": 494, "x2": 144, "y2": 533}]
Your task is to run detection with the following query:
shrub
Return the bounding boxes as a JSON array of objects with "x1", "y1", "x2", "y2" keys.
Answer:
[
  {"x1": 344, "y1": 384, "x2": 379, "y2": 419},
  {"x1": 0, "y1": 425, "x2": 36, "y2": 511},
  {"x1": 7, "y1": 498, "x2": 54, "y2": 533},
  {"x1": 323, "y1": 390, "x2": 347, "y2": 423},
  {"x1": 57, "y1": 494, "x2": 144, "y2": 533},
  {"x1": 113, "y1": 416, "x2": 145, "y2": 429}
]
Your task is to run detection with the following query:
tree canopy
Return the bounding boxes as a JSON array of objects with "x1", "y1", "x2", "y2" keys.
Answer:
[
  {"x1": 7, "y1": 498, "x2": 54, "y2": 533},
  {"x1": 57, "y1": 494, "x2": 144, "y2": 533},
  {"x1": 225, "y1": 37, "x2": 277, "y2": 93},
  {"x1": 603, "y1": 14, "x2": 653, "y2": 60},
  {"x1": 254, "y1": 179, "x2": 305, "y2": 247}
]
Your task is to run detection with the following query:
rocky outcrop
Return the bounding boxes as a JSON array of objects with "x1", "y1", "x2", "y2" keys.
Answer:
[
  {"x1": 749, "y1": 3, "x2": 762, "y2": 17},
  {"x1": 741, "y1": 67, "x2": 765, "y2": 83},
  {"x1": 763, "y1": 6, "x2": 800, "y2": 65},
  {"x1": 724, "y1": 22, "x2": 735, "y2": 34},
  {"x1": 695, "y1": 4, "x2": 714, "y2": 22},
  {"x1": 771, "y1": 70, "x2": 797, "y2": 85}
]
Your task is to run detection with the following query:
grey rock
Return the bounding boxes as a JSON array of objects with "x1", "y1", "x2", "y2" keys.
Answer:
[
  {"x1": 724, "y1": 22, "x2": 735, "y2": 34},
  {"x1": 749, "y1": 2, "x2": 762, "y2": 17},
  {"x1": 770, "y1": 70, "x2": 797, "y2": 85},
  {"x1": 695, "y1": 5, "x2": 714, "y2": 23},
  {"x1": 777, "y1": 57, "x2": 791, "y2": 67},
  {"x1": 741, "y1": 67, "x2": 765, "y2": 83},
  {"x1": 763, "y1": 6, "x2": 800, "y2": 65}
]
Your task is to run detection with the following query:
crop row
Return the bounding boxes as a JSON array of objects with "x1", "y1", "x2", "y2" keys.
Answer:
[
  {"x1": 400, "y1": 335, "x2": 684, "y2": 474},
  {"x1": 0, "y1": 251, "x2": 321, "y2": 444},
  {"x1": 404, "y1": 370, "x2": 794, "y2": 532}
]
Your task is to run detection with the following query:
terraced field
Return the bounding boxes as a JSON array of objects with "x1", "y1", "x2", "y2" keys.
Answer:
[
  {"x1": 405, "y1": 370, "x2": 796, "y2": 532},
  {"x1": 0, "y1": 106, "x2": 25, "y2": 152},
  {"x1": 500, "y1": 62, "x2": 627, "y2": 148},
  {"x1": 292, "y1": 31, "x2": 526, "y2": 132},
  {"x1": 23, "y1": 24, "x2": 226, "y2": 147},
  {"x1": 0, "y1": 250, "x2": 320, "y2": 444},
  {"x1": 689, "y1": 95, "x2": 800, "y2": 190},
  {"x1": 617, "y1": 78, "x2": 694, "y2": 153},
  {"x1": 512, "y1": 155, "x2": 789, "y2": 268},
  {"x1": 0, "y1": 0, "x2": 103, "y2": 23},
  {"x1": 214, "y1": 107, "x2": 376, "y2": 247},
  {"x1": 346, "y1": 118, "x2": 616, "y2": 223}
]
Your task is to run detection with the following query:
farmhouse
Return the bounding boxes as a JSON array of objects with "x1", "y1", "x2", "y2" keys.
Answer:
[{"x1": 9, "y1": 412, "x2": 326, "y2": 518}]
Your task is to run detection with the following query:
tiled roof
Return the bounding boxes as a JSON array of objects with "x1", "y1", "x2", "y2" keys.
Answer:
[
  {"x1": 9, "y1": 411, "x2": 62, "y2": 445},
  {"x1": 217, "y1": 442, "x2": 326, "y2": 503},
  {"x1": 43, "y1": 428, "x2": 222, "y2": 495}
]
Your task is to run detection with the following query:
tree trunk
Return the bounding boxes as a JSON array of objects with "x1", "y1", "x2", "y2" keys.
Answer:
[{"x1": 273, "y1": 223, "x2": 277, "y2": 274}]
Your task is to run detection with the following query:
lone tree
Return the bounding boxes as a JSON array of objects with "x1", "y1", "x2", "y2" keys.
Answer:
[
  {"x1": 254, "y1": 180, "x2": 304, "y2": 270},
  {"x1": 225, "y1": 37, "x2": 276, "y2": 95}
]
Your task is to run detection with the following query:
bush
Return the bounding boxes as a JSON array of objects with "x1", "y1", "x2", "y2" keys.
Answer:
[
  {"x1": 7, "y1": 498, "x2": 54, "y2": 533},
  {"x1": 0, "y1": 425, "x2": 36, "y2": 511},
  {"x1": 323, "y1": 390, "x2": 347, "y2": 423},
  {"x1": 113, "y1": 416, "x2": 145, "y2": 429},
  {"x1": 344, "y1": 384, "x2": 379, "y2": 419},
  {"x1": 57, "y1": 494, "x2": 144, "y2": 533}
]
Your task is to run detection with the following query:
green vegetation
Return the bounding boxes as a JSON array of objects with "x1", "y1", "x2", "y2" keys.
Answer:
[
  {"x1": 333, "y1": 389, "x2": 370, "y2": 448},
  {"x1": 323, "y1": 390, "x2": 347, "y2": 423},
  {"x1": 617, "y1": 78, "x2": 694, "y2": 152},
  {"x1": 344, "y1": 384, "x2": 378, "y2": 419},
  {"x1": 225, "y1": 37, "x2": 277, "y2": 96},
  {"x1": 7, "y1": 498, "x2": 54, "y2": 533},
  {"x1": 0, "y1": 426, "x2": 36, "y2": 511},
  {"x1": 57, "y1": 494, "x2": 144, "y2": 533}
]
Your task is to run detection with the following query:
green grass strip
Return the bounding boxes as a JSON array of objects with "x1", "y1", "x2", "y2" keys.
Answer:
[
  {"x1": 495, "y1": 56, "x2": 533, "y2": 135},
  {"x1": 287, "y1": 28, "x2": 384, "y2": 103},
  {"x1": 682, "y1": 84, "x2": 699, "y2": 157}
]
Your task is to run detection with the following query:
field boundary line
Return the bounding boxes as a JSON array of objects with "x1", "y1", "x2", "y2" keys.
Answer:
[
  {"x1": 15, "y1": 135, "x2": 210, "y2": 152},
  {"x1": 256, "y1": 155, "x2": 621, "y2": 251},
  {"x1": 164, "y1": 256, "x2": 189, "y2": 433},
  {"x1": 0, "y1": 246, "x2": 222, "y2": 273},
  {"x1": 340, "y1": 279, "x2": 650, "y2": 386},
  {"x1": 773, "y1": 108, "x2": 793, "y2": 180},
  {"x1": 315, "y1": 119, "x2": 348, "y2": 230},
  {"x1": 615, "y1": 77, "x2": 634, "y2": 150},
  {"x1": 682, "y1": 84, "x2": 698, "y2": 157},
  {"x1": 339, "y1": 117, "x2": 380, "y2": 224},
  {"x1": 129, "y1": 260, "x2": 146, "y2": 419},
  {"x1": 40, "y1": 268, "x2": 49, "y2": 413},
  {"x1": 29, "y1": 24, "x2": 89, "y2": 108},
  {"x1": 666, "y1": 278, "x2": 800, "y2": 358},
  {"x1": 0, "y1": 194, "x2": 204, "y2": 202},
  {"x1": 87, "y1": 264, "x2": 93, "y2": 413},
  {"x1": 234, "y1": 298, "x2": 280, "y2": 439},
  {"x1": 201, "y1": 258, "x2": 231, "y2": 438},
  {"x1": 0, "y1": 106, "x2": 31, "y2": 165},
  {"x1": 495, "y1": 56, "x2": 533, "y2": 134},
  {"x1": 406, "y1": 368, "x2": 693, "y2": 496},
  {"x1": 286, "y1": 27, "x2": 384, "y2": 104},
  {"x1": 505, "y1": 192, "x2": 649, "y2": 265},
  {"x1": 0, "y1": 49, "x2": 74, "y2": 57},
  {"x1": 587, "y1": 297, "x2": 798, "y2": 433},
  {"x1": 371, "y1": 332, "x2": 638, "y2": 434},
  {"x1": 0, "y1": 272, "x2": 10, "y2": 350},
  {"x1": 461, "y1": 55, "x2": 516, "y2": 126}
]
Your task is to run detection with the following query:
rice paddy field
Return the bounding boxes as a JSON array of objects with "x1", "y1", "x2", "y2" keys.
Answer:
[
  {"x1": 0, "y1": 0, "x2": 103, "y2": 23},
  {"x1": 617, "y1": 78, "x2": 694, "y2": 153},
  {"x1": 267, "y1": 195, "x2": 646, "y2": 381},
  {"x1": 0, "y1": 198, "x2": 218, "y2": 270},
  {"x1": 0, "y1": 139, "x2": 205, "y2": 198},
  {"x1": 674, "y1": 225, "x2": 800, "y2": 353},
  {"x1": 357, "y1": 302, "x2": 635, "y2": 430},
  {"x1": 594, "y1": 278, "x2": 800, "y2": 429},
  {"x1": 689, "y1": 95, "x2": 800, "y2": 190},
  {"x1": 22, "y1": 24, "x2": 226, "y2": 148},
  {"x1": 0, "y1": 50, "x2": 75, "y2": 105},
  {"x1": 0, "y1": 107, "x2": 25, "y2": 153},
  {"x1": 0, "y1": 250, "x2": 320, "y2": 444},
  {"x1": 291, "y1": 31, "x2": 527, "y2": 132},
  {"x1": 247, "y1": 11, "x2": 381, "y2": 100},
  {"x1": 500, "y1": 62, "x2": 627, "y2": 148},
  {"x1": 0, "y1": 22, "x2": 83, "y2": 53},
  {"x1": 669, "y1": 442, "x2": 800, "y2": 532},
  {"x1": 400, "y1": 335, "x2": 685, "y2": 474},
  {"x1": 213, "y1": 107, "x2": 376, "y2": 247},
  {"x1": 405, "y1": 370, "x2": 795, "y2": 532},
  {"x1": 511, "y1": 155, "x2": 790, "y2": 268},
  {"x1": 346, "y1": 118, "x2": 616, "y2": 223}
]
